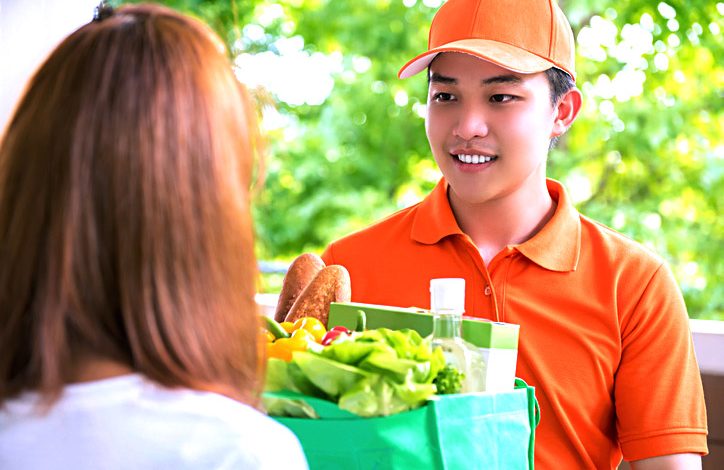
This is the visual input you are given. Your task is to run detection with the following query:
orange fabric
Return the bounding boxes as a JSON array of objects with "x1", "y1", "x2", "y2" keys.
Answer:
[
  {"x1": 398, "y1": 0, "x2": 576, "y2": 80},
  {"x1": 322, "y1": 178, "x2": 708, "y2": 469}
]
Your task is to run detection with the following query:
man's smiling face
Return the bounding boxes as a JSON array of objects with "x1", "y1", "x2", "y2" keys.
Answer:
[{"x1": 425, "y1": 52, "x2": 562, "y2": 208}]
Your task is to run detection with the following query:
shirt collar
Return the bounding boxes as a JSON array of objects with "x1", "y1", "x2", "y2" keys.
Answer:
[
  {"x1": 516, "y1": 179, "x2": 581, "y2": 272},
  {"x1": 410, "y1": 178, "x2": 580, "y2": 272},
  {"x1": 410, "y1": 178, "x2": 463, "y2": 244}
]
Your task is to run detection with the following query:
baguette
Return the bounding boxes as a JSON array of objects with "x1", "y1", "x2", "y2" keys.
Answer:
[
  {"x1": 273, "y1": 253, "x2": 326, "y2": 323},
  {"x1": 284, "y1": 265, "x2": 351, "y2": 327}
]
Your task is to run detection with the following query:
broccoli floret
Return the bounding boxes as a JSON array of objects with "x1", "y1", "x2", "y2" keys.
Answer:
[{"x1": 433, "y1": 363, "x2": 465, "y2": 395}]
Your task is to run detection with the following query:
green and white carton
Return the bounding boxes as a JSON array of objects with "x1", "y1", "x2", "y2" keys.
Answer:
[{"x1": 327, "y1": 301, "x2": 520, "y2": 392}]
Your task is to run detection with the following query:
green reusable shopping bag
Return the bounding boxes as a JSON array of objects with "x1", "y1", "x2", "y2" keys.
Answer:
[{"x1": 266, "y1": 379, "x2": 539, "y2": 470}]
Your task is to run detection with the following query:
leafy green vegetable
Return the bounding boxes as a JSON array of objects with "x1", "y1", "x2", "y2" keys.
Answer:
[
  {"x1": 320, "y1": 339, "x2": 382, "y2": 365},
  {"x1": 264, "y1": 357, "x2": 292, "y2": 392},
  {"x1": 263, "y1": 396, "x2": 319, "y2": 419},
  {"x1": 264, "y1": 328, "x2": 445, "y2": 417},
  {"x1": 293, "y1": 352, "x2": 371, "y2": 397}
]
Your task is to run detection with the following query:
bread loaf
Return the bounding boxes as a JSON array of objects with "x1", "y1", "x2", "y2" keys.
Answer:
[
  {"x1": 273, "y1": 253, "x2": 325, "y2": 323},
  {"x1": 284, "y1": 265, "x2": 351, "y2": 327}
]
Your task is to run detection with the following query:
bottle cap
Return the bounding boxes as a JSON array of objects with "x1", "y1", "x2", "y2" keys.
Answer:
[{"x1": 430, "y1": 278, "x2": 465, "y2": 314}]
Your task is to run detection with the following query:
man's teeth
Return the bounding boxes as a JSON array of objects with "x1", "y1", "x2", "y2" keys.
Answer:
[{"x1": 456, "y1": 154, "x2": 496, "y2": 164}]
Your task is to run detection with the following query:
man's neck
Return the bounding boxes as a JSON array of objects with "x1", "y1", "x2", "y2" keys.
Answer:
[{"x1": 449, "y1": 179, "x2": 555, "y2": 266}]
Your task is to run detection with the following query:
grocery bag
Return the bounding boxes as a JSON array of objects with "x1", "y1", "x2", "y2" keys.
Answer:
[{"x1": 265, "y1": 379, "x2": 539, "y2": 470}]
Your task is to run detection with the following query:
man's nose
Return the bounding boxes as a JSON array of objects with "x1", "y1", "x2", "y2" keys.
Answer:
[{"x1": 453, "y1": 102, "x2": 489, "y2": 141}]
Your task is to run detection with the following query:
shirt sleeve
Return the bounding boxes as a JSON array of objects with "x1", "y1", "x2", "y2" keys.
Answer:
[
  {"x1": 614, "y1": 262, "x2": 708, "y2": 461},
  {"x1": 320, "y1": 243, "x2": 335, "y2": 266}
]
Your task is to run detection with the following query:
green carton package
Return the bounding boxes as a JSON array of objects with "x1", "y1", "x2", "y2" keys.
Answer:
[{"x1": 328, "y1": 301, "x2": 520, "y2": 392}]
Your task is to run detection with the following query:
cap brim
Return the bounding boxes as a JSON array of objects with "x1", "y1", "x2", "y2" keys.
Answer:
[{"x1": 398, "y1": 38, "x2": 556, "y2": 79}]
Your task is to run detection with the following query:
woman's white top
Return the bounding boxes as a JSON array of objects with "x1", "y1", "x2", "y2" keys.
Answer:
[{"x1": 0, "y1": 374, "x2": 308, "y2": 469}]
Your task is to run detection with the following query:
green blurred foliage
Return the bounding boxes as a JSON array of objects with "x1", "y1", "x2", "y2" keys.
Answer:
[{"x1": 136, "y1": 0, "x2": 722, "y2": 319}]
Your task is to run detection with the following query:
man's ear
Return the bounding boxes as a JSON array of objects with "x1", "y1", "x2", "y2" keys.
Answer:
[{"x1": 551, "y1": 87, "x2": 582, "y2": 138}]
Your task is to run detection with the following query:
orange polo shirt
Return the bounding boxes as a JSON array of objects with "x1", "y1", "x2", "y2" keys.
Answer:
[{"x1": 322, "y1": 178, "x2": 707, "y2": 469}]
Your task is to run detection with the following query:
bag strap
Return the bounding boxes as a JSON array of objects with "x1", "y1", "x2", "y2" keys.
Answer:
[
  {"x1": 514, "y1": 378, "x2": 540, "y2": 427},
  {"x1": 515, "y1": 378, "x2": 540, "y2": 469}
]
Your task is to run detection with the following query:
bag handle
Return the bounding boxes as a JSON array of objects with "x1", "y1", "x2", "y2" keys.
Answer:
[
  {"x1": 515, "y1": 378, "x2": 540, "y2": 468},
  {"x1": 514, "y1": 378, "x2": 540, "y2": 427}
]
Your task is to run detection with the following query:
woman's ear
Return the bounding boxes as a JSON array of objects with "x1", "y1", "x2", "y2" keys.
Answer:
[{"x1": 551, "y1": 87, "x2": 582, "y2": 138}]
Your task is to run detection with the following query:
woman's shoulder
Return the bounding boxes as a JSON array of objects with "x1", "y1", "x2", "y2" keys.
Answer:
[
  {"x1": 139, "y1": 380, "x2": 308, "y2": 469},
  {"x1": 1, "y1": 375, "x2": 308, "y2": 470}
]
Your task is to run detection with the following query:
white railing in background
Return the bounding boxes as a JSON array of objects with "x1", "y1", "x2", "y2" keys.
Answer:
[
  {"x1": 256, "y1": 293, "x2": 279, "y2": 318},
  {"x1": 690, "y1": 319, "x2": 724, "y2": 375}
]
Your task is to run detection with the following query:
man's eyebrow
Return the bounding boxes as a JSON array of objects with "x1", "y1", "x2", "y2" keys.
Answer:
[
  {"x1": 429, "y1": 72, "x2": 456, "y2": 84},
  {"x1": 482, "y1": 74, "x2": 523, "y2": 86},
  {"x1": 428, "y1": 72, "x2": 524, "y2": 86}
]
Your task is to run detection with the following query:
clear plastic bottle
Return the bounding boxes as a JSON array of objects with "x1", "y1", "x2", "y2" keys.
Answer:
[{"x1": 429, "y1": 278, "x2": 486, "y2": 393}]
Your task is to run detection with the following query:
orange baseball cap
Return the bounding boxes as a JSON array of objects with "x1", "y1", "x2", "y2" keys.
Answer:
[{"x1": 398, "y1": 0, "x2": 576, "y2": 81}]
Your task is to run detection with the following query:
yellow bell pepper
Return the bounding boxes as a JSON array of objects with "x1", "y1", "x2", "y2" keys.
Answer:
[
  {"x1": 280, "y1": 321, "x2": 296, "y2": 335},
  {"x1": 266, "y1": 339, "x2": 296, "y2": 362},
  {"x1": 267, "y1": 330, "x2": 314, "y2": 362},
  {"x1": 263, "y1": 330, "x2": 275, "y2": 343},
  {"x1": 292, "y1": 317, "x2": 327, "y2": 343},
  {"x1": 265, "y1": 317, "x2": 328, "y2": 362}
]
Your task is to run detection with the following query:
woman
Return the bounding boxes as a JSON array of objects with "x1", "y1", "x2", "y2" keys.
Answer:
[{"x1": 0, "y1": 3, "x2": 307, "y2": 469}]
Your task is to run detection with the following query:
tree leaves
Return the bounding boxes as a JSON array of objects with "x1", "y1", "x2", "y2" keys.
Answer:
[{"x1": 148, "y1": 0, "x2": 722, "y2": 319}]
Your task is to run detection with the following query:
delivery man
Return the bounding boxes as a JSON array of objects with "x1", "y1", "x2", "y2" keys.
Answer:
[{"x1": 321, "y1": 0, "x2": 708, "y2": 468}]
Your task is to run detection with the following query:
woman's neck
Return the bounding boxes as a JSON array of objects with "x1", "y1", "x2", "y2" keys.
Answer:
[{"x1": 70, "y1": 356, "x2": 135, "y2": 383}]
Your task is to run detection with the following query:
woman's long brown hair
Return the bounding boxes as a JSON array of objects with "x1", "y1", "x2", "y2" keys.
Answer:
[{"x1": 0, "y1": 4, "x2": 264, "y2": 405}]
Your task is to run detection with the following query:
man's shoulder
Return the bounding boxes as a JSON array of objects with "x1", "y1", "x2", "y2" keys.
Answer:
[
  {"x1": 579, "y1": 213, "x2": 665, "y2": 268},
  {"x1": 321, "y1": 201, "x2": 428, "y2": 271},
  {"x1": 329, "y1": 203, "x2": 421, "y2": 249}
]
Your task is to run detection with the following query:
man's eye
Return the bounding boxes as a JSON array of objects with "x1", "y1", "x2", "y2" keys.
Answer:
[
  {"x1": 432, "y1": 92, "x2": 455, "y2": 102},
  {"x1": 490, "y1": 94, "x2": 515, "y2": 103}
]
